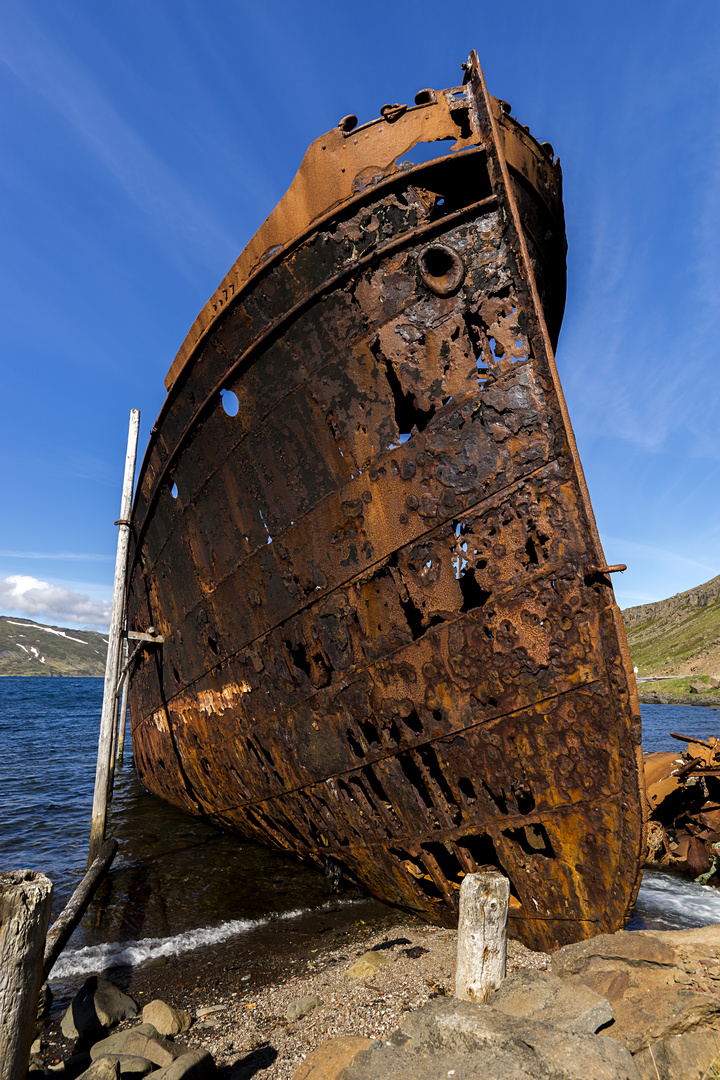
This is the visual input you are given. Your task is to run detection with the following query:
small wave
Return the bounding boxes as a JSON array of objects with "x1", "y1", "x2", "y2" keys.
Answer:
[
  {"x1": 634, "y1": 869, "x2": 720, "y2": 929},
  {"x1": 50, "y1": 898, "x2": 361, "y2": 981}
]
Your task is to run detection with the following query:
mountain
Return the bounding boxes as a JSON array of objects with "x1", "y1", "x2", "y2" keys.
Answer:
[
  {"x1": 0, "y1": 616, "x2": 108, "y2": 677},
  {"x1": 622, "y1": 573, "x2": 720, "y2": 703}
]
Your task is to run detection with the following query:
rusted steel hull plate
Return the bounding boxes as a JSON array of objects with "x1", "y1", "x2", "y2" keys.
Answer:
[{"x1": 127, "y1": 52, "x2": 645, "y2": 952}]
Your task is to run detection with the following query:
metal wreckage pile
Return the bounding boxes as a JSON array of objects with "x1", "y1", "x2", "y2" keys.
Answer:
[{"x1": 645, "y1": 732, "x2": 720, "y2": 884}]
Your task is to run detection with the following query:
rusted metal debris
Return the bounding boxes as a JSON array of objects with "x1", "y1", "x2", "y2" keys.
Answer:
[
  {"x1": 126, "y1": 51, "x2": 646, "y2": 952},
  {"x1": 645, "y1": 733, "x2": 720, "y2": 882}
]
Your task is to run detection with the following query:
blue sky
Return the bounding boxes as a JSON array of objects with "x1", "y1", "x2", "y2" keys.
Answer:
[{"x1": 0, "y1": 1, "x2": 718, "y2": 630}]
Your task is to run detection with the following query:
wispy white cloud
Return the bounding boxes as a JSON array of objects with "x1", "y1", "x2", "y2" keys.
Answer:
[
  {"x1": 600, "y1": 535, "x2": 717, "y2": 577},
  {"x1": 0, "y1": 550, "x2": 113, "y2": 562},
  {"x1": 0, "y1": 7, "x2": 238, "y2": 276},
  {"x1": 0, "y1": 574, "x2": 110, "y2": 629}
]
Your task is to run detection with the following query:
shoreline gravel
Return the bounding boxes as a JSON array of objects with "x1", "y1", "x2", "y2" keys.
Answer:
[{"x1": 40, "y1": 906, "x2": 550, "y2": 1078}]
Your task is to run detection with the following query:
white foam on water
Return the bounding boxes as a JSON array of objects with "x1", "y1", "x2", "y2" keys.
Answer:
[
  {"x1": 50, "y1": 898, "x2": 362, "y2": 981},
  {"x1": 634, "y1": 869, "x2": 720, "y2": 930}
]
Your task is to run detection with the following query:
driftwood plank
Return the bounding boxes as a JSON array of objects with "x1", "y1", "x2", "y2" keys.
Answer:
[{"x1": 0, "y1": 870, "x2": 54, "y2": 1080}]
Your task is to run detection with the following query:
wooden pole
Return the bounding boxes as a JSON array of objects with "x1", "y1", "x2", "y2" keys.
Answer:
[
  {"x1": 116, "y1": 660, "x2": 130, "y2": 766},
  {"x1": 88, "y1": 409, "x2": 140, "y2": 868},
  {"x1": 107, "y1": 639, "x2": 125, "y2": 792},
  {"x1": 0, "y1": 870, "x2": 54, "y2": 1080},
  {"x1": 454, "y1": 871, "x2": 509, "y2": 1003},
  {"x1": 42, "y1": 840, "x2": 117, "y2": 983}
]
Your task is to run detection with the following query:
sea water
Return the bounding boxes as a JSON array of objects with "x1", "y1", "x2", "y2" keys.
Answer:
[{"x1": 1, "y1": 677, "x2": 719, "y2": 979}]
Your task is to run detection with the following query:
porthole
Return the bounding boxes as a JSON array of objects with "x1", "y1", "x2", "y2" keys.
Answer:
[{"x1": 418, "y1": 244, "x2": 465, "y2": 297}]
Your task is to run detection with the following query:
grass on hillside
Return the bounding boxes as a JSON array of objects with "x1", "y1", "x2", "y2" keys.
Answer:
[
  {"x1": 625, "y1": 597, "x2": 720, "y2": 674},
  {"x1": 0, "y1": 617, "x2": 107, "y2": 677}
]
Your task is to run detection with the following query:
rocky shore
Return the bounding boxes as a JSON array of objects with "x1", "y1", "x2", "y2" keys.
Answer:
[{"x1": 31, "y1": 910, "x2": 720, "y2": 1080}]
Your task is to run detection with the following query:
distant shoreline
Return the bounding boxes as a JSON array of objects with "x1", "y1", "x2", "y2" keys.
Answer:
[{"x1": 0, "y1": 673, "x2": 103, "y2": 678}]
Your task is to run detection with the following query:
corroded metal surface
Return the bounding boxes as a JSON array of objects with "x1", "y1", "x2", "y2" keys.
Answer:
[
  {"x1": 127, "y1": 52, "x2": 646, "y2": 952},
  {"x1": 645, "y1": 733, "x2": 720, "y2": 881}
]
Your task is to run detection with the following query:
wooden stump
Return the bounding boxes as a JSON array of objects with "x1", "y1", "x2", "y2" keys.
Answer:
[
  {"x1": 0, "y1": 870, "x2": 54, "y2": 1080},
  {"x1": 454, "y1": 871, "x2": 509, "y2": 1003}
]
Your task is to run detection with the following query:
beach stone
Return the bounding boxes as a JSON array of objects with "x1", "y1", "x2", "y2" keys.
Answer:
[
  {"x1": 551, "y1": 931, "x2": 679, "y2": 977},
  {"x1": 344, "y1": 951, "x2": 391, "y2": 978},
  {"x1": 196, "y1": 1005, "x2": 225, "y2": 1018},
  {"x1": 489, "y1": 969, "x2": 614, "y2": 1034},
  {"x1": 341, "y1": 998, "x2": 639, "y2": 1080},
  {"x1": 87, "y1": 1056, "x2": 155, "y2": 1078},
  {"x1": 633, "y1": 1025, "x2": 720, "y2": 1079},
  {"x1": 286, "y1": 994, "x2": 323, "y2": 1021},
  {"x1": 76, "y1": 1059, "x2": 121, "y2": 1080},
  {"x1": 551, "y1": 929, "x2": 720, "y2": 1052},
  {"x1": 142, "y1": 998, "x2": 192, "y2": 1035},
  {"x1": 291, "y1": 1036, "x2": 372, "y2": 1080},
  {"x1": 61, "y1": 976, "x2": 138, "y2": 1039},
  {"x1": 150, "y1": 1049, "x2": 216, "y2": 1078},
  {"x1": 90, "y1": 1025, "x2": 189, "y2": 1067}
]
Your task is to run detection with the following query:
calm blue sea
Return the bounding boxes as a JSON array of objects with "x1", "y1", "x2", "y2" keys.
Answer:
[{"x1": 1, "y1": 677, "x2": 719, "y2": 981}]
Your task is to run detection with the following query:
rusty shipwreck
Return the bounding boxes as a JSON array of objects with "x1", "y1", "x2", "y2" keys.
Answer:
[{"x1": 126, "y1": 52, "x2": 646, "y2": 952}]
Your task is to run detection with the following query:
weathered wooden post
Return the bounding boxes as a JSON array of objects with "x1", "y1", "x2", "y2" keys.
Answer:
[
  {"x1": 108, "y1": 639, "x2": 126, "y2": 790},
  {"x1": 88, "y1": 408, "x2": 140, "y2": 868},
  {"x1": 0, "y1": 871, "x2": 54, "y2": 1080},
  {"x1": 115, "y1": 657, "x2": 130, "y2": 767},
  {"x1": 454, "y1": 871, "x2": 509, "y2": 1002}
]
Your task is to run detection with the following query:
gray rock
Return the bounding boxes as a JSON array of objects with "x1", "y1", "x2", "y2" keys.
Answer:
[
  {"x1": 150, "y1": 1049, "x2": 216, "y2": 1078},
  {"x1": 634, "y1": 1027, "x2": 720, "y2": 1079},
  {"x1": 551, "y1": 931, "x2": 679, "y2": 978},
  {"x1": 551, "y1": 931, "x2": 720, "y2": 1053},
  {"x1": 90, "y1": 1026, "x2": 189, "y2": 1067},
  {"x1": 345, "y1": 951, "x2": 391, "y2": 978},
  {"x1": 61, "y1": 976, "x2": 138, "y2": 1039},
  {"x1": 489, "y1": 969, "x2": 614, "y2": 1034},
  {"x1": 341, "y1": 998, "x2": 639, "y2": 1080},
  {"x1": 286, "y1": 994, "x2": 323, "y2": 1021},
  {"x1": 110, "y1": 1056, "x2": 156, "y2": 1077},
  {"x1": 77, "y1": 1059, "x2": 121, "y2": 1080},
  {"x1": 141, "y1": 999, "x2": 192, "y2": 1035},
  {"x1": 196, "y1": 1005, "x2": 225, "y2": 1018}
]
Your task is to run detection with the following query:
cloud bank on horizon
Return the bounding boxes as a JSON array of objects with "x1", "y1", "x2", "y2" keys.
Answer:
[{"x1": 0, "y1": 575, "x2": 111, "y2": 631}]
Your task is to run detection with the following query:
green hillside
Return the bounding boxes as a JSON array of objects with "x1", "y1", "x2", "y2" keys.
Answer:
[
  {"x1": 0, "y1": 616, "x2": 108, "y2": 677},
  {"x1": 622, "y1": 574, "x2": 720, "y2": 704}
]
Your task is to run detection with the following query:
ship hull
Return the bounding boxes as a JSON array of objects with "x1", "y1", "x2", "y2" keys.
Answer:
[{"x1": 127, "y1": 55, "x2": 646, "y2": 952}]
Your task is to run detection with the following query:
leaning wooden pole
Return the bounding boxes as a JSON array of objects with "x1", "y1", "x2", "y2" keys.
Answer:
[
  {"x1": 107, "y1": 639, "x2": 126, "y2": 791},
  {"x1": 0, "y1": 870, "x2": 54, "y2": 1080},
  {"x1": 88, "y1": 408, "x2": 140, "y2": 869},
  {"x1": 43, "y1": 840, "x2": 117, "y2": 983},
  {"x1": 115, "y1": 654, "x2": 130, "y2": 766}
]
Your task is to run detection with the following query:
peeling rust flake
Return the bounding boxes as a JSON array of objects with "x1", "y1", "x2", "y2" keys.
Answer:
[{"x1": 126, "y1": 51, "x2": 646, "y2": 953}]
